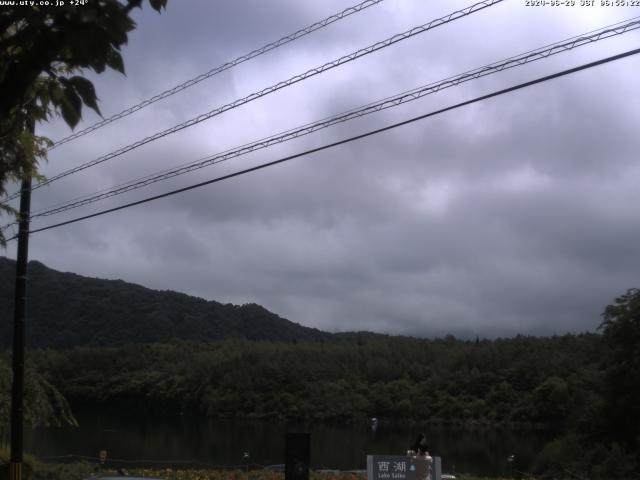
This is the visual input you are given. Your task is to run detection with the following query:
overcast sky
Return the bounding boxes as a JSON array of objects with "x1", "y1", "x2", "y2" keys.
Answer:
[{"x1": 4, "y1": 0, "x2": 640, "y2": 337}]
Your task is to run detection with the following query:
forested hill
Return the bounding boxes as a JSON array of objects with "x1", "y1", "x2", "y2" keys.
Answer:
[{"x1": 0, "y1": 257, "x2": 333, "y2": 348}]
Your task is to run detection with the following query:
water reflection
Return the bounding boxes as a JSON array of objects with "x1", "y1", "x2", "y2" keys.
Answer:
[{"x1": 25, "y1": 410, "x2": 552, "y2": 476}]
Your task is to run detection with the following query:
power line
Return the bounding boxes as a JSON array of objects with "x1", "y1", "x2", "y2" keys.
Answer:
[
  {"x1": 1, "y1": 16, "x2": 638, "y2": 233},
  {"x1": 3, "y1": 0, "x2": 502, "y2": 202},
  {"x1": 48, "y1": 0, "x2": 385, "y2": 150},
  {"x1": 12, "y1": 46, "x2": 639, "y2": 241},
  {"x1": 26, "y1": 17, "x2": 640, "y2": 220},
  {"x1": 6, "y1": 17, "x2": 637, "y2": 233}
]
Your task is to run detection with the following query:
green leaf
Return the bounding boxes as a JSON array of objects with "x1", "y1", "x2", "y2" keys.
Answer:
[
  {"x1": 60, "y1": 101, "x2": 80, "y2": 130},
  {"x1": 48, "y1": 82, "x2": 65, "y2": 104},
  {"x1": 105, "y1": 49, "x2": 125, "y2": 74},
  {"x1": 90, "y1": 58, "x2": 106, "y2": 74},
  {"x1": 101, "y1": 15, "x2": 130, "y2": 45},
  {"x1": 149, "y1": 0, "x2": 167, "y2": 11},
  {"x1": 60, "y1": 84, "x2": 82, "y2": 129},
  {"x1": 63, "y1": 83, "x2": 82, "y2": 115},
  {"x1": 69, "y1": 76, "x2": 101, "y2": 116}
]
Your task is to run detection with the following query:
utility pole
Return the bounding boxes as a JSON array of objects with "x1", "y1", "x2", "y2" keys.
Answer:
[{"x1": 10, "y1": 119, "x2": 34, "y2": 480}]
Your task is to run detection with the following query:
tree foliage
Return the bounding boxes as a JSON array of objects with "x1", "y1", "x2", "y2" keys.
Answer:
[
  {"x1": 530, "y1": 289, "x2": 640, "y2": 479},
  {"x1": 25, "y1": 334, "x2": 603, "y2": 428},
  {"x1": 0, "y1": 257, "x2": 332, "y2": 348},
  {"x1": 0, "y1": 357, "x2": 77, "y2": 442},
  {"x1": 0, "y1": 0, "x2": 167, "y2": 245},
  {"x1": 599, "y1": 288, "x2": 640, "y2": 447}
]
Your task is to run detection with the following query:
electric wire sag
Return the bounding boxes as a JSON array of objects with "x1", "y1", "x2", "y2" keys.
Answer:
[
  {"x1": 25, "y1": 17, "x2": 640, "y2": 220},
  {"x1": 48, "y1": 0, "x2": 386, "y2": 150},
  {"x1": 3, "y1": 0, "x2": 503, "y2": 202},
  {"x1": 11, "y1": 47, "x2": 639, "y2": 241}
]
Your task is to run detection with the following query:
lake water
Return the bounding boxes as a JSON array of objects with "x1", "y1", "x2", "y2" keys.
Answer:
[{"x1": 25, "y1": 411, "x2": 553, "y2": 477}]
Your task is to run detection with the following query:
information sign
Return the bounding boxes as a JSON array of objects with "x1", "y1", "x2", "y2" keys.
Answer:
[{"x1": 366, "y1": 455, "x2": 441, "y2": 480}]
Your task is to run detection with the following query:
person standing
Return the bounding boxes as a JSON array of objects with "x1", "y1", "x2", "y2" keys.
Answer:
[{"x1": 407, "y1": 433, "x2": 433, "y2": 480}]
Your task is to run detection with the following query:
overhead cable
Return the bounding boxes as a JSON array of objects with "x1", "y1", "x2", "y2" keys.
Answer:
[
  {"x1": 48, "y1": 0, "x2": 385, "y2": 150},
  {"x1": 27, "y1": 17, "x2": 640, "y2": 219},
  {"x1": 4, "y1": 0, "x2": 503, "y2": 202},
  {"x1": 12, "y1": 46, "x2": 639, "y2": 241}
]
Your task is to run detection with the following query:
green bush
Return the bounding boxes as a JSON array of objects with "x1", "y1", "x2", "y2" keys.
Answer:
[
  {"x1": 533, "y1": 435, "x2": 640, "y2": 480},
  {"x1": 0, "y1": 448, "x2": 92, "y2": 480}
]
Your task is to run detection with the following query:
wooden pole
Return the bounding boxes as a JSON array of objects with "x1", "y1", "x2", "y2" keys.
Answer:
[{"x1": 10, "y1": 120, "x2": 33, "y2": 480}]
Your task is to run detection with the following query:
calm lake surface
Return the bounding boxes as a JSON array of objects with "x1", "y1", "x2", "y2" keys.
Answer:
[{"x1": 26, "y1": 410, "x2": 554, "y2": 477}]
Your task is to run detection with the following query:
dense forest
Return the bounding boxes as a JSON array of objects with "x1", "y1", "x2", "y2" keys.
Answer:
[
  {"x1": 2, "y1": 329, "x2": 637, "y2": 478},
  {"x1": 1, "y1": 258, "x2": 639, "y2": 478},
  {"x1": 22, "y1": 335, "x2": 600, "y2": 427},
  {"x1": 0, "y1": 257, "x2": 332, "y2": 347}
]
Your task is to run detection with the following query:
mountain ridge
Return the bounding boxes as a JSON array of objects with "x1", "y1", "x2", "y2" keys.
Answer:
[{"x1": 0, "y1": 256, "x2": 336, "y2": 348}]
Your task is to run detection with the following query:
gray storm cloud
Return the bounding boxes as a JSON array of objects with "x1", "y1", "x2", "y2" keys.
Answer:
[{"x1": 5, "y1": 0, "x2": 640, "y2": 337}]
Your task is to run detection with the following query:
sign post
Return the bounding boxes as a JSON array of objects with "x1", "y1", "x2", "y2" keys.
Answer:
[{"x1": 366, "y1": 455, "x2": 441, "y2": 480}]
